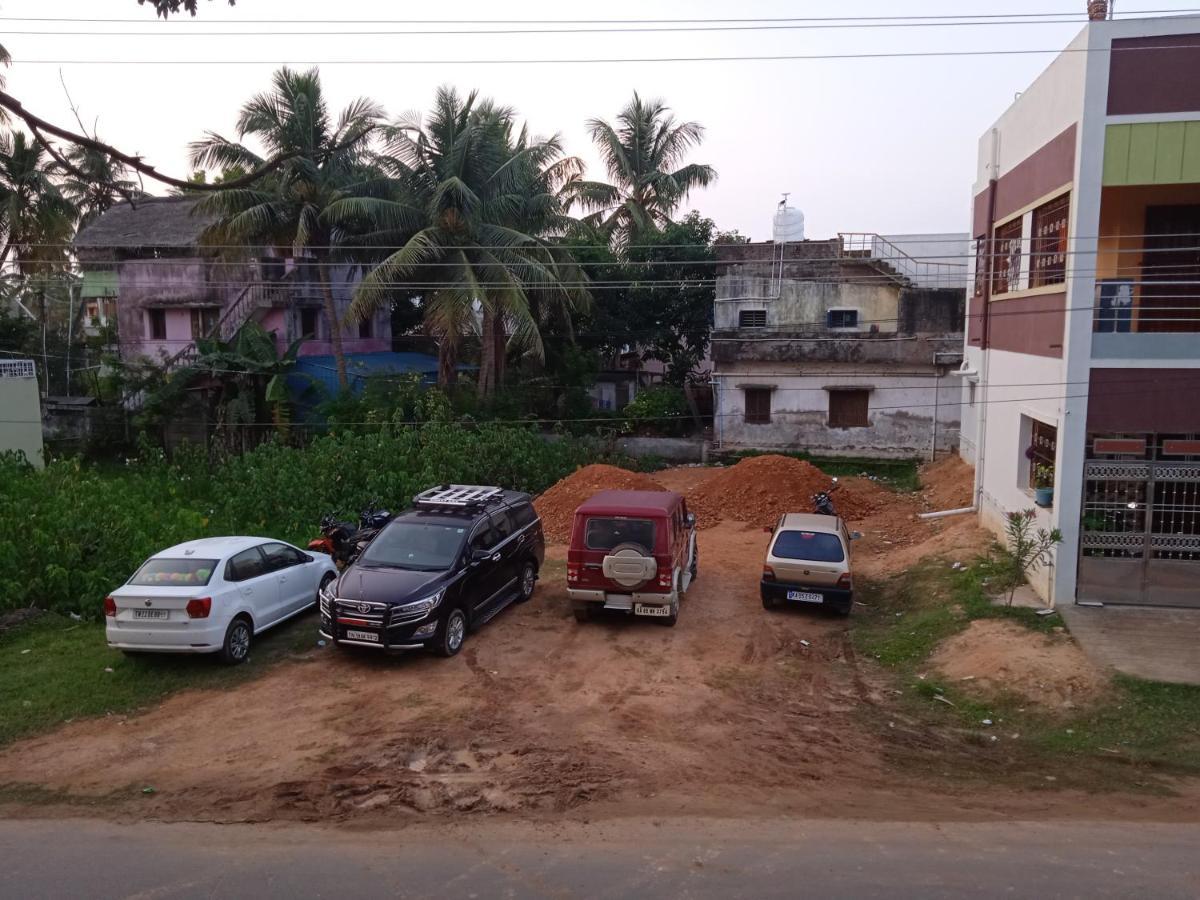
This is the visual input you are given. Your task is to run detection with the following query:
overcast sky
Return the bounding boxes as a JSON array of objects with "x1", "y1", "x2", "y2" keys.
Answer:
[{"x1": 3, "y1": 1, "x2": 1197, "y2": 242}]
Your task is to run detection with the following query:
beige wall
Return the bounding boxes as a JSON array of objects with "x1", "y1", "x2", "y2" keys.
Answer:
[{"x1": 0, "y1": 369, "x2": 44, "y2": 467}]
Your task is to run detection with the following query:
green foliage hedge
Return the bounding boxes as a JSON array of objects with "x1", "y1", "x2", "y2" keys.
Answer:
[{"x1": 0, "y1": 424, "x2": 603, "y2": 616}]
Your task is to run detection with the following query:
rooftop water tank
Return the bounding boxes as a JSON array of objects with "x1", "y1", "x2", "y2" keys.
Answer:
[{"x1": 773, "y1": 197, "x2": 804, "y2": 243}]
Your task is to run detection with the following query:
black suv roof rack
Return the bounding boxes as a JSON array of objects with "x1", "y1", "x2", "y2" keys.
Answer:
[{"x1": 413, "y1": 484, "x2": 505, "y2": 510}]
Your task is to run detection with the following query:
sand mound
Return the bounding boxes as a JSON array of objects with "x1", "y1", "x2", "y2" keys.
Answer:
[
  {"x1": 930, "y1": 619, "x2": 1109, "y2": 709},
  {"x1": 687, "y1": 455, "x2": 881, "y2": 528},
  {"x1": 919, "y1": 455, "x2": 975, "y2": 512},
  {"x1": 534, "y1": 464, "x2": 666, "y2": 543}
]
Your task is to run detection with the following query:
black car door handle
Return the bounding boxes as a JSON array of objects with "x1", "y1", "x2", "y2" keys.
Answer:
[{"x1": 490, "y1": 553, "x2": 501, "y2": 562}]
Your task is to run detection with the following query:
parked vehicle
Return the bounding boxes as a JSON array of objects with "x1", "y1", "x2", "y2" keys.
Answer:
[
  {"x1": 319, "y1": 485, "x2": 545, "y2": 657},
  {"x1": 811, "y1": 478, "x2": 840, "y2": 517},
  {"x1": 760, "y1": 513, "x2": 860, "y2": 616},
  {"x1": 567, "y1": 490, "x2": 697, "y2": 627},
  {"x1": 105, "y1": 537, "x2": 338, "y2": 664},
  {"x1": 307, "y1": 501, "x2": 394, "y2": 568}
]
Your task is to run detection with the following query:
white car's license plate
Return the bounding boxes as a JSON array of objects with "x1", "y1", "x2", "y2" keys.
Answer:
[
  {"x1": 345, "y1": 629, "x2": 379, "y2": 642},
  {"x1": 133, "y1": 609, "x2": 169, "y2": 620},
  {"x1": 787, "y1": 591, "x2": 824, "y2": 603},
  {"x1": 634, "y1": 604, "x2": 671, "y2": 617}
]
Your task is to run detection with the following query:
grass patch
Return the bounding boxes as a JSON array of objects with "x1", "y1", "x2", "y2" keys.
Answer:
[
  {"x1": 852, "y1": 554, "x2": 1200, "y2": 782},
  {"x1": 0, "y1": 611, "x2": 320, "y2": 747},
  {"x1": 726, "y1": 449, "x2": 921, "y2": 492}
]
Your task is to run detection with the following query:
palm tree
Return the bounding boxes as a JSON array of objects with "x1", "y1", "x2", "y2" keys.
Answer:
[
  {"x1": 0, "y1": 131, "x2": 76, "y2": 273},
  {"x1": 572, "y1": 93, "x2": 716, "y2": 245},
  {"x1": 53, "y1": 144, "x2": 145, "y2": 230},
  {"x1": 188, "y1": 66, "x2": 383, "y2": 390},
  {"x1": 339, "y1": 86, "x2": 587, "y2": 397}
]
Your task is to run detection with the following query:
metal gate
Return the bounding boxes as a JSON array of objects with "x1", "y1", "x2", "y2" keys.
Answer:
[{"x1": 1079, "y1": 460, "x2": 1200, "y2": 607}]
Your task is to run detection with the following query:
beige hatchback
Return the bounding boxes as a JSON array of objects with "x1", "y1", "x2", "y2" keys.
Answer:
[{"x1": 760, "y1": 513, "x2": 859, "y2": 616}]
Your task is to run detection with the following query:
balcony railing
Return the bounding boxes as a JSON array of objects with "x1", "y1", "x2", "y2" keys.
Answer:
[{"x1": 1094, "y1": 278, "x2": 1200, "y2": 334}]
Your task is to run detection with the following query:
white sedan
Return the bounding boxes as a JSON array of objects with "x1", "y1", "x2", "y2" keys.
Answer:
[{"x1": 105, "y1": 536, "x2": 338, "y2": 664}]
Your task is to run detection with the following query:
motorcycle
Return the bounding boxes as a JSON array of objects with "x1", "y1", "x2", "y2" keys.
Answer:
[
  {"x1": 811, "y1": 477, "x2": 840, "y2": 517},
  {"x1": 307, "y1": 501, "x2": 393, "y2": 568}
]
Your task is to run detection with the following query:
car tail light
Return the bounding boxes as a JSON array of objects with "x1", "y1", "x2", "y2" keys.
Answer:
[
  {"x1": 837, "y1": 572, "x2": 852, "y2": 589},
  {"x1": 186, "y1": 597, "x2": 212, "y2": 619},
  {"x1": 567, "y1": 565, "x2": 580, "y2": 583},
  {"x1": 762, "y1": 565, "x2": 775, "y2": 581},
  {"x1": 103, "y1": 596, "x2": 116, "y2": 617},
  {"x1": 657, "y1": 567, "x2": 672, "y2": 589}
]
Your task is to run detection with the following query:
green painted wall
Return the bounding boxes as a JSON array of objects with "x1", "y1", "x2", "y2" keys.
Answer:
[
  {"x1": 80, "y1": 271, "x2": 117, "y2": 300},
  {"x1": 1103, "y1": 121, "x2": 1200, "y2": 186}
]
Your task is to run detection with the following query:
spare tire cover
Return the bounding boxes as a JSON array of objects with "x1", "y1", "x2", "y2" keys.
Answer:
[{"x1": 603, "y1": 542, "x2": 657, "y2": 589}]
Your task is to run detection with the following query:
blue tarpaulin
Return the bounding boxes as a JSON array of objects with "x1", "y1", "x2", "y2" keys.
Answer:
[{"x1": 290, "y1": 351, "x2": 441, "y2": 398}]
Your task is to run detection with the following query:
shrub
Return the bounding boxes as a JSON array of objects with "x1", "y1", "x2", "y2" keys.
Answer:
[
  {"x1": 0, "y1": 424, "x2": 605, "y2": 617},
  {"x1": 621, "y1": 385, "x2": 692, "y2": 437}
]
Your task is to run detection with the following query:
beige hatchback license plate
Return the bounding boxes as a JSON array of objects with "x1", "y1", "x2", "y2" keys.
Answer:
[
  {"x1": 634, "y1": 604, "x2": 670, "y2": 617},
  {"x1": 787, "y1": 591, "x2": 823, "y2": 603}
]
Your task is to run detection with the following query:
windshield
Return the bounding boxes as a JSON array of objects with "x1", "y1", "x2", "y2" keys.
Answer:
[
  {"x1": 585, "y1": 517, "x2": 656, "y2": 552},
  {"x1": 357, "y1": 521, "x2": 467, "y2": 571},
  {"x1": 772, "y1": 531, "x2": 845, "y2": 563},
  {"x1": 129, "y1": 557, "x2": 218, "y2": 586}
]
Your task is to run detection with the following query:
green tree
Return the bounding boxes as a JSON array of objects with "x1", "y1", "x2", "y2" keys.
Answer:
[
  {"x1": 341, "y1": 86, "x2": 587, "y2": 397},
  {"x1": 52, "y1": 144, "x2": 145, "y2": 230},
  {"x1": 188, "y1": 66, "x2": 383, "y2": 390},
  {"x1": 0, "y1": 131, "x2": 76, "y2": 272},
  {"x1": 572, "y1": 93, "x2": 716, "y2": 245}
]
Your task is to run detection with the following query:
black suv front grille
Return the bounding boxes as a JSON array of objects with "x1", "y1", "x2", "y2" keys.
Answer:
[{"x1": 333, "y1": 599, "x2": 387, "y2": 626}]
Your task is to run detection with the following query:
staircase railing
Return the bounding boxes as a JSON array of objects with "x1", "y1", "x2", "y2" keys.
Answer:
[
  {"x1": 162, "y1": 274, "x2": 293, "y2": 374},
  {"x1": 838, "y1": 233, "x2": 967, "y2": 289}
]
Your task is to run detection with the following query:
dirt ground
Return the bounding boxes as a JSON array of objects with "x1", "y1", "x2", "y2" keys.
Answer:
[
  {"x1": 1, "y1": 461, "x2": 1196, "y2": 826},
  {"x1": 930, "y1": 619, "x2": 1110, "y2": 710}
]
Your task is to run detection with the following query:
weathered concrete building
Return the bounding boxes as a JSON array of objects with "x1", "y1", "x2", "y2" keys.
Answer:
[
  {"x1": 0, "y1": 359, "x2": 44, "y2": 467},
  {"x1": 711, "y1": 233, "x2": 967, "y2": 458},
  {"x1": 73, "y1": 197, "x2": 390, "y2": 370}
]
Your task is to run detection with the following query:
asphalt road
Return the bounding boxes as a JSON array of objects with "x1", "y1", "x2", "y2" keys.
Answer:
[{"x1": 1, "y1": 817, "x2": 1197, "y2": 899}]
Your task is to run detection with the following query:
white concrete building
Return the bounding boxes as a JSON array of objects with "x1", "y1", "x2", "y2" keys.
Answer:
[{"x1": 962, "y1": 13, "x2": 1200, "y2": 607}]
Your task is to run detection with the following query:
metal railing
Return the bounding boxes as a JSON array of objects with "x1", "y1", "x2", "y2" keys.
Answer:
[
  {"x1": 0, "y1": 359, "x2": 36, "y2": 379},
  {"x1": 1093, "y1": 278, "x2": 1200, "y2": 334},
  {"x1": 838, "y1": 233, "x2": 968, "y2": 289},
  {"x1": 162, "y1": 277, "x2": 293, "y2": 373}
]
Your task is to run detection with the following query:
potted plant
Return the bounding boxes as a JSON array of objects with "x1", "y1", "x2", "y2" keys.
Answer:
[{"x1": 1034, "y1": 464, "x2": 1055, "y2": 507}]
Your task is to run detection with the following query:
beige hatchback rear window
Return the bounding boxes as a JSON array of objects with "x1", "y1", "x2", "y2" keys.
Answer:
[{"x1": 772, "y1": 531, "x2": 844, "y2": 562}]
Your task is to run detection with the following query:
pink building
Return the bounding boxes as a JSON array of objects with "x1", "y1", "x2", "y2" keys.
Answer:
[{"x1": 74, "y1": 197, "x2": 390, "y2": 369}]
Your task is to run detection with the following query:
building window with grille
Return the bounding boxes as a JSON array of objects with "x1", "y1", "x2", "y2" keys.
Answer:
[
  {"x1": 190, "y1": 307, "x2": 218, "y2": 339},
  {"x1": 828, "y1": 389, "x2": 870, "y2": 428},
  {"x1": 826, "y1": 308, "x2": 859, "y2": 330},
  {"x1": 738, "y1": 309, "x2": 767, "y2": 328},
  {"x1": 744, "y1": 387, "x2": 772, "y2": 424},
  {"x1": 992, "y1": 217, "x2": 1023, "y2": 295},
  {"x1": 1030, "y1": 193, "x2": 1069, "y2": 288},
  {"x1": 1025, "y1": 418, "x2": 1057, "y2": 490},
  {"x1": 146, "y1": 308, "x2": 167, "y2": 341}
]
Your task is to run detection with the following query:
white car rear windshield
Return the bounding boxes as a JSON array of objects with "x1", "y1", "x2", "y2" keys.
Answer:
[
  {"x1": 585, "y1": 517, "x2": 655, "y2": 552},
  {"x1": 129, "y1": 558, "x2": 218, "y2": 586},
  {"x1": 772, "y1": 531, "x2": 845, "y2": 563}
]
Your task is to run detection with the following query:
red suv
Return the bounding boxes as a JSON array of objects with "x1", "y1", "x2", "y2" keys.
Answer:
[{"x1": 566, "y1": 490, "x2": 697, "y2": 627}]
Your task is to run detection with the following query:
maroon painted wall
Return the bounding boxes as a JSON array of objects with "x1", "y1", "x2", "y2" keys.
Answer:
[
  {"x1": 1108, "y1": 34, "x2": 1200, "y2": 116},
  {"x1": 987, "y1": 292, "x2": 1066, "y2": 358},
  {"x1": 992, "y1": 125, "x2": 1076, "y2": 224},
  {"x1": 1089, "y1": 368, "x2": 1200, "y2": 432}
]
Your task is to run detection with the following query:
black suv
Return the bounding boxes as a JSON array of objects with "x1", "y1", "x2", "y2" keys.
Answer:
[{"x1": 318, "y1": 485, "x2": 545, "y2": 657}]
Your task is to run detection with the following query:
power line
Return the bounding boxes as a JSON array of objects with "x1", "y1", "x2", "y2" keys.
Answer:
[
  {"x1": 1, "y1": 11, "x2": 1190, "y2": 25},
  {"x1": 6, "y1": 17, "x2": 1183, "y2": 37},
  {"x1": 12, "y1": 41, "x2": 1200, "y2": 66}
]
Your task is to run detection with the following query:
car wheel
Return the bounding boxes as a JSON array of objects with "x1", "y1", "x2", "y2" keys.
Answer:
[
  {"x1": 689, "y1": 543, "x2": 699, "y2": 582},
  {"x1": 516, "y1": 561, "x2": 537, "y2": 603},
  {"x1": 220, "y1": 616, "x2": 252, "y2": 665},
  {"x1": 661, "y1": 593, "x2": 680, "y2": 627},
  {"x1": 573, "y1": 603, "x2": 592, "y2": 623},
  {"x1": 835, "y1": 602, "x2": 853, "y2": 617},
  {"x1": 316, "y1": 572, "x2": 335, "y2": 607},
  {"x1": 436, "y1": 607, "x2": 467, "y2": 657}
]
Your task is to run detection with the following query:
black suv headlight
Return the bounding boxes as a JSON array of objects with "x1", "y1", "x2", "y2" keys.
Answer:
[{"x1": 390, "y1": 589, "x2": 444, "y2": 622}]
